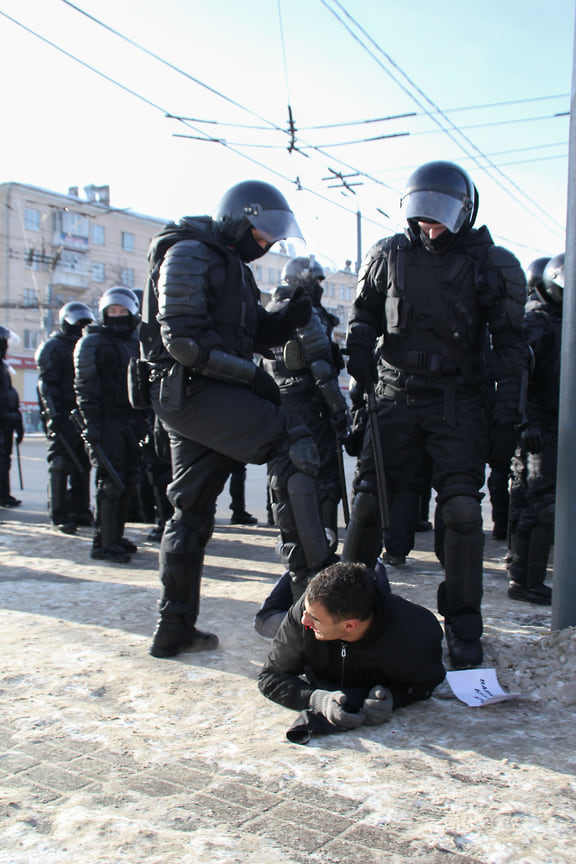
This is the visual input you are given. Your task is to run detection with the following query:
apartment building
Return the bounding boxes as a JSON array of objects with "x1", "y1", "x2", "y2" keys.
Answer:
[{"x1": 0, "y1": 182, "x2": 358, "y2": 430}]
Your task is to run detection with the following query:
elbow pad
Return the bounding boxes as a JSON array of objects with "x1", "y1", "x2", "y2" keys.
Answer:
[
  {"x1": 166, "y1": 336, "x2": 201, "y2": 368},
  {"x1": 202, "y1": 349, "x2": 257, "y2": 385},
  {"x1": 310, "y1": 359, "x2": 349, "y2": 417}
]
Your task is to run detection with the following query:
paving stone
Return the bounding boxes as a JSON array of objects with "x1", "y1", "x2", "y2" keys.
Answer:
[
  {"x1": 244, "y1": 813, "x2": 334, "y2": 854},
  {"x1": 272, "y1": 800, "x2": 355, "y2": 836},
  {"x1": 182, "y1": 792, "x2": 254, "y2": 826},
  {"x1": 208, "y1": 777, "x2": 282, "y2": 811},
  {"x1": 18, "y1": 763, "x2": 95, "y2": 792},
  {"x1": 0, "y1": 751, "x2": 40, "y2": 774}
]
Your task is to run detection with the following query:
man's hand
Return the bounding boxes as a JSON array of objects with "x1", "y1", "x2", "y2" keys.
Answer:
[
  {"x1": 362, "y1": 685, "x2": 393, "y2": 726},
  {"x1": 252, "y1": 367, "x2": 282, "y2": 406},
  {"x1": 346, "y1": 345, "x2": 376, "y2": 394},
  {"x1": 520, "y1": 423, "x2": 543, "y2": 454},
  {"x1": 488, "y1": 424, "x2": 518, "y2": 466},
  {"x1": 284, "y1": 286, "x2": 312, "y2": 330},
  {"x1": 308, "y1": 689, "x2": 365, "y2": 729}
]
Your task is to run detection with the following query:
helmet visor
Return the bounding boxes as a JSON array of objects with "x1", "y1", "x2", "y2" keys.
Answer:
[
  {"x1": 403, "y1": 190, "x2": 471, "y2": 234},
  {"x1": 245, "y1": 206, "x2": 303, "y2": 244}
]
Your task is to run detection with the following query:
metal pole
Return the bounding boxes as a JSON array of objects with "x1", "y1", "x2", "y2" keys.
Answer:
[
  {"x1": 355, "y1": 210, "x2": 362, "y2": 273},
  {"x1": 551, "y1": 8, "x2": 576, "y2": 630}
]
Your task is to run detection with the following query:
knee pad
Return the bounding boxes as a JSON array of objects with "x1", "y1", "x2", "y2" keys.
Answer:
[
  {"x1": 441, "y1": 495, "x2": 482, "y2": 535},
  {"x1": 49, "y1": 455, "x2": 70, "y2": 475},
  {"x1": 286, "y1": 471, "x2": 329, "y2": 570},
  {"x1": 288, "y1": 436, "x2": 320, "y2": 477}
]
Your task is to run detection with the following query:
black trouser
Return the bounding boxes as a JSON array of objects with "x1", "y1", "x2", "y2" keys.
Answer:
[
  {"x1": 93, "y1": 420, "x2": 140, "y2": 549},
  {"x1": 46, "y1": 431, "x2": 91, "y2": 523},
  {"x1": 343, "y1": 385, "x2": 488, "y2": 639},
  {"x1": 151, "y1": 375, "x2": 329, "y2": 626},
  {"x1": 508, "y1": 415, "x2": 557, "y2": 587}
]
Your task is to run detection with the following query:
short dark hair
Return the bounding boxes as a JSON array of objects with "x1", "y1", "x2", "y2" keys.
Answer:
[{"x1": 305, "y1": 562, "x2": 377, "y2": 622}]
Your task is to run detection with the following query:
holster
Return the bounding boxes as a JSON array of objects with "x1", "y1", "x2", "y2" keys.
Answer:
[
  {"x1": 127, "y1": 358, "x2": 152, "y2": 410},
  {"x1": 158, "y1": 363, "x2": 185, "y2": 413}
]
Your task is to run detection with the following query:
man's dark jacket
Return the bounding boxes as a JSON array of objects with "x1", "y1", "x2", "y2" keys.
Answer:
[{"x1": 258, "y1": 584, "x2": 445, "y2": 712}]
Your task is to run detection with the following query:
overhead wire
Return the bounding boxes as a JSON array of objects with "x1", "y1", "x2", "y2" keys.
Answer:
[
  {"x1": 0, "y1": 8, "x2": 393, "y2": 233},
  {"x1": 319, "y1": 0, "x2": 566, "y2": 237},
  {"x1": 54, "y1": 0, "x2": 404, "y2": 200}
]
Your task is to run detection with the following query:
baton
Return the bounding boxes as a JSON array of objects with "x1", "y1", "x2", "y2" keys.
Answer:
[
  {"x1": 336, "y1": 442, "x2": 350, "y2": 527},
  {"x1": 70, "y1": 410, "x2": 126, "y2": 496},
  {"x1": 55, "y1": 430, "x2": 87, "y2": 476},
  {"x1": 15, "y1": 439, "x2": 23, "y2": 490},
  {"x1": 366, "y1": 382, "x2": 390, "y2": 530}
]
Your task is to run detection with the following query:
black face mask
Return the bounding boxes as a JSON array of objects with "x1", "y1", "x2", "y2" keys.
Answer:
[
  {"x1": 0, "y1": 338, "x2": 6, "y2": 360},
  {"x1": 103, "y1": 314, "x2": 136, "y2": 335},
  {"x1": 235, "y1": 230, "x2": 272, "y2": 262},
  {"x1": 419, "y1": 226, "x2": 458, "y2": 254}
]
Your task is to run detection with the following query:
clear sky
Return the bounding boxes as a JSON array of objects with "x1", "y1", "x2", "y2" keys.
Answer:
[{"x1": 0, "y1": 0, "x2": 574, "y2": 272}]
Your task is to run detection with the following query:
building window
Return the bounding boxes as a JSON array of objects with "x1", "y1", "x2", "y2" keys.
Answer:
[
  {"x1": 91, "y1": 262, "x2": 105, "y2": 283},
  {"x1": 25, "y1": 208, "x2": 40, "y2": 231},
  {"x1": 91, "y1": 224, "x2": 105, "y2": 245},
  {"x1": 23, "y1": 329, "x2": 42, "y2": 350},
  {"x1": 120, "y1": 268, "x2": 135, "y2": 288},
  {"x1": 121, "y1": 232, "x2": 134, "y2": 252},
  {"x1": 23, "y1": 288, "x2": 38, "y2": 307}
]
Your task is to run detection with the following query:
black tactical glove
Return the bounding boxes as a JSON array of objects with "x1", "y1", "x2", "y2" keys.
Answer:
[
  {"x1": 252, "y1": 367, "x2": 282, "y2": 406},
  {"x1": 283, "y1": 286, "x2": 313, "y2": 331},
  {"x1": 488, "y1": 424, "x2": 518, "y2": 467},
  {"x1": 346, "y1": 345, "x2": 377, "y2": 394},
  {"x1": 308, "y1": 689, "x2": 365, "y2": 729},
  {"x1": 362, "y1": 685, "x2": 393, "y2": 726},
  {"x1": 520, "y1": 423, "x2": 543, "y2": 454},
  {"x1": 47, "y1": 414, "x2": 70, "y2": 439},
  {"x1": 15, "y1": 413, "x2": 24, "y2": 444},
  {"x1": 331, "y1": 410, "x2": 350, "y2": 443}
]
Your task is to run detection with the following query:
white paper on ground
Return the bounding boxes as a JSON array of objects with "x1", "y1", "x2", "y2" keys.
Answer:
[{"x1": 445, "y1": 667, "x2": 530, "y2": 707}]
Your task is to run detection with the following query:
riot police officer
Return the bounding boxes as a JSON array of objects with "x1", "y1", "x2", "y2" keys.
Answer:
[
  {"x1": 74, "y1": 287, "x2": 143, "y2": 563},
  {"x1": 262, "y1": 255, "x2": 349, "y2": 551},
  {"x1": 0, "y1": 327, "x2": 23, "y2": 507},
  {"x1": 140, "y1": 180, "x2": 334, "y2": 659},
  {"x1": 36, "y1": 302, "x2": 95, "y2": 532},
  {"x1": 344, "y1": 160, "x2": 529, "y2": 668},
  {"x1": 507, "y1": 254, "x2": 564, "y2": 605}
]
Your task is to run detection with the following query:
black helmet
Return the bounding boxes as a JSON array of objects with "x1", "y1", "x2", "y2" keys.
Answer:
[
  {"x1": 131, "y1": 288, "x2": 144, "y2": 312},
  {"x1": 58, "y1": 302, "x2": 94, "y2": 334},
  {"x1": 541, "y1": 253, "x2": 564, "y2": 305},
  {"x1": 526, "y1": 257, "x2": 551, "y2": 293},
  {"x1": 281, "y1": 255, "x2": 325, "y2": 294},
  {"x1": 98, "y1": 286, "x2": 141, "y2": 331},
  {"x1": 213, "y1": 180, "x2": 303, "y2": 262},
  {"x1": 401, "y1": 161, "x2": 478, "y2": 234}
]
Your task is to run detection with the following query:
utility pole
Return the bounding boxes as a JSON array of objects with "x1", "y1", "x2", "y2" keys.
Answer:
[
  {"x1": 551, "y1": 6, "x2": 576, "y2": 630},
  {"x1": 356, "y1": 210, "x2": 362, "y2": 273}
]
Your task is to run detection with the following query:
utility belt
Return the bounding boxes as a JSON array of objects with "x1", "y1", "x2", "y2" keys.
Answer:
[
  {"x1": 377, "y1": 365, "x2": 479, "y2": 428},
  {"x1": 128, "y1": 358, "x2": 174, "y2": 410}
]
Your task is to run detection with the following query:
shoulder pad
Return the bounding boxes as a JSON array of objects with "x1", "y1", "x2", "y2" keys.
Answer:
[
  {"x1": 486, "y1": 245, "x2": 526, "y2": 285},
  {"x1": 358, "y1": 233, "x2": 403, "y2": 285}
]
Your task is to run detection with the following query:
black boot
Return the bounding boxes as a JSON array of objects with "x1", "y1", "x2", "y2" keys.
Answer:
[
  {"x1": 149, "y1": 601, "x2": 219, "y2": 658},
  {"x1": 230, "y1": 510, "x2": 258, "y2": 525}
]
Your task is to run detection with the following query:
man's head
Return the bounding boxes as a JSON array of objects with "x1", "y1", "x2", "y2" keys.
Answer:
[
  {"x1": 98, "y1": 286, "x2": 141, "y2": 333},
  {"x1": 302, "y1": 562, "x2": 377, "y2": 642},
  {"x1": 59, "y1": 302, "x2": 94, "y2": 337},
  {"x1": 401, "y1": 160, "x2": 478, "y2": 252},
  {"x1": 213, "y1": 180, "x2": 303, "y2": 262},
  {"x1": 541, "y1": 253, "x2": 565, "y2": 306},
  {"x1": 281, "y1": 255, "x2": 325, "y2": 304}
]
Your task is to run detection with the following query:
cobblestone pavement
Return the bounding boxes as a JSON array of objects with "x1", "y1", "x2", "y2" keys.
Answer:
[{"x1": 0, "y1": 497, "x2": 574, "y2": 864}]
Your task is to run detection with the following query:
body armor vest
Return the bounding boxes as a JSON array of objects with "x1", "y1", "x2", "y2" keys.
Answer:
[
  {"x1": 140, "y1": 217, "x2": 259, "y2": 363},
  {"x1": 377, "y1": 233, "x2": 492, "y2": 382}
]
